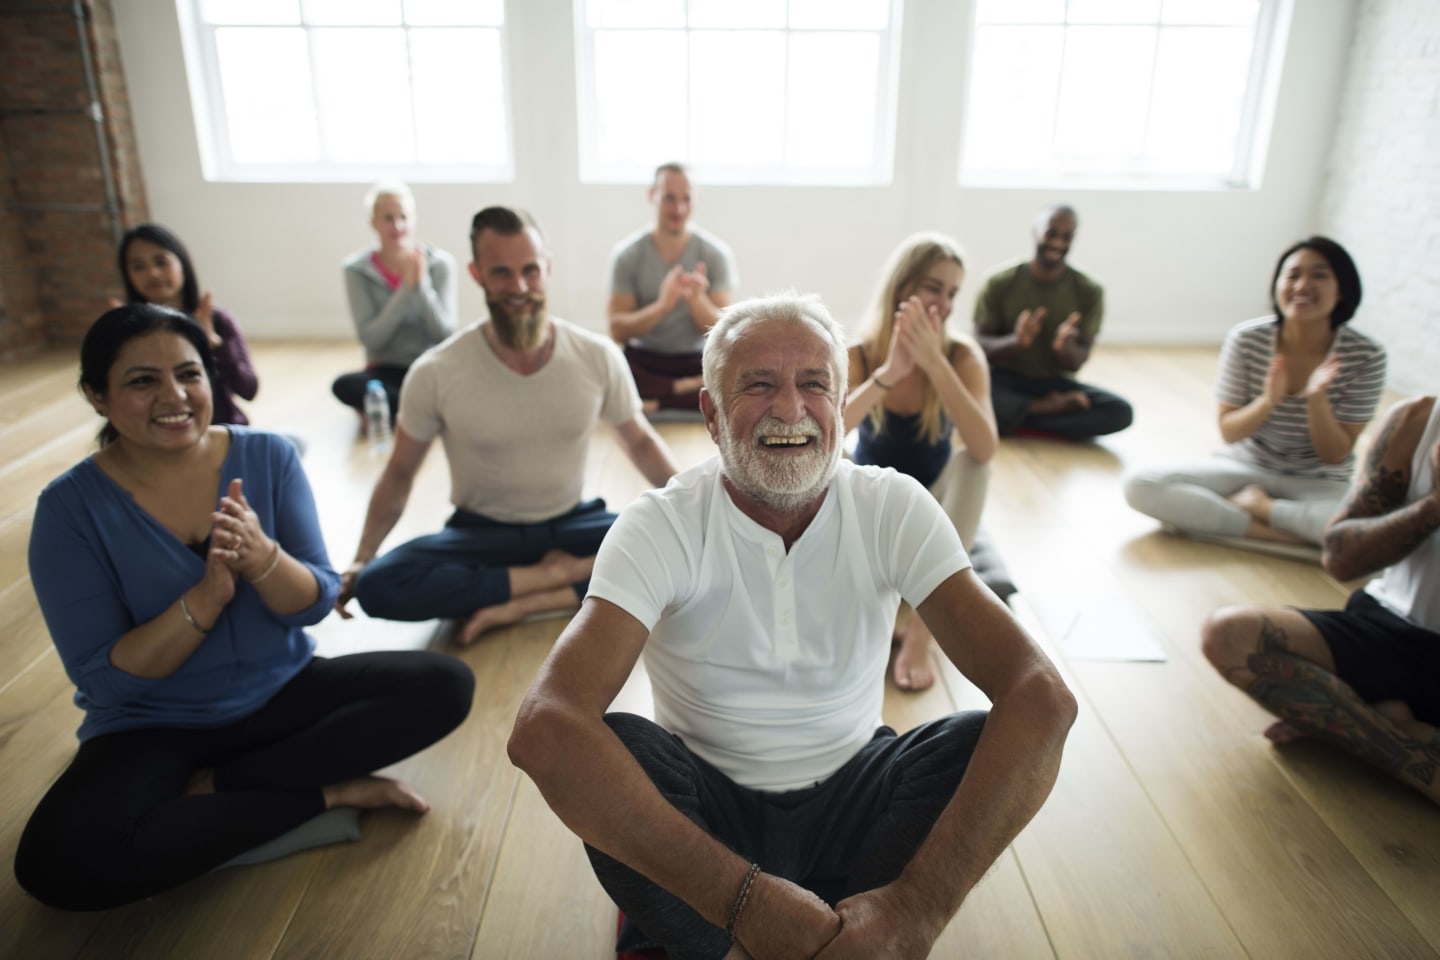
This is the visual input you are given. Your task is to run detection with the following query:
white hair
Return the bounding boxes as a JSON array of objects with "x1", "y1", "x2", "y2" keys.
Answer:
[{"x1": 702, "y1": 292, "x2": 849, "y2": 402}]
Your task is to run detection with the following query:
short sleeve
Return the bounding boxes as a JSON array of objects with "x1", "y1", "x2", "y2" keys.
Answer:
[
  {"x1": 973, "y1": 273, "x2": 1009, "y2": 336},
  {"x1": 597, "y1": 337, "x2": 643, "y2": 426},
  {"x1": 706, "y1": 238, "x2": 737, "y2": 293},
  {"x1": 396, "y1": 355, "x2": 442, "y2": 441},
  {"x1": 1333, "y1": 337, "x2": 1387, "y2": 424},
  {"x1": 867, "y1": 470, "x2": 971, "y2": 609},
  {"x1": 1080, "y1": 280, "x2": 1104, "y2": 337},
  {"x1": 1214, "y1": 324, "x2": 1257, "y2": 407},
  {"x1": 609, "y1": 241, "x2": 638, "y2": 296},
  {"x1": 586, "y1": 494, "x2": 688, "y2": 631}
]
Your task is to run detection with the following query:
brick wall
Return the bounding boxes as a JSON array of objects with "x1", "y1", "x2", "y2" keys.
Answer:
[
  {"x1": 0, "y1": 0, "x2": 147, "y2": 361},
  {"x1": 1316, "y1": 0, "x2": 1440, "y2": 396}
]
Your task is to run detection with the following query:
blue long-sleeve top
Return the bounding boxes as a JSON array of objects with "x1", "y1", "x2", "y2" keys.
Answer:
[{"x1": 28, "y1": 428, "x2": 341, "y2": 741}]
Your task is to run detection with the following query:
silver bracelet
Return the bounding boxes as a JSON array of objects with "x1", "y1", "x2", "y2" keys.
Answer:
[
  {"x1": 180, "y1": 594, "x2": 210, "y2": 634},
  {"x1": 247, "y1": 542, "x2": 282, "y2": 584}
]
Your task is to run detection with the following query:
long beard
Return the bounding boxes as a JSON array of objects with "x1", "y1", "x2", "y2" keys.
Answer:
[
  {"x1": 488, "y1": 295, "x2": 547, "y2": 351},
  {"x1": 718, "y1": 413, "x2": 838, "y2": 513}
]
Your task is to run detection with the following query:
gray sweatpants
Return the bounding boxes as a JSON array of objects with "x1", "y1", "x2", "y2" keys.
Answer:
[{"x1": 1123, "y1": 456, "x2": 1348, "y2": 544}]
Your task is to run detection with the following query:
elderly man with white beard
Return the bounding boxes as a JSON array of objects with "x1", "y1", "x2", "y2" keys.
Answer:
[
  {"x1": 510, "y1": 293, "x2": 1076, "y2": 959},
  {"x1": 337, "y1": 206, "x2": 678, "y2": 644}
]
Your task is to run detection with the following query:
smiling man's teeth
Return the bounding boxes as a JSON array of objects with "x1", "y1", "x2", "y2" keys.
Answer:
[
  {"x1": 155, "y1": 414, "x2": 189, "y2": 424},
  {"x1": 761, "y1": 436, "x2": 811, "y2": 446}
]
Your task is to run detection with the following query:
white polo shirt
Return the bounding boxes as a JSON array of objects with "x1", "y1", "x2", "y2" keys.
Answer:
[{"x1": 588, "y1": 457, "x2": 970, "y2": 791}]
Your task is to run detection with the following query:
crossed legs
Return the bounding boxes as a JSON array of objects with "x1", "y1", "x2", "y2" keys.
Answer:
[{"x1": 1201, "y1": 605, "x2": 1440, "y2": 805}]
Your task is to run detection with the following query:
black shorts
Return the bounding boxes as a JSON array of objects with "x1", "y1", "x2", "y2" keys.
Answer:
[{"x1": 1299, "y1": 590, "x2": 1440, "y2": 726}]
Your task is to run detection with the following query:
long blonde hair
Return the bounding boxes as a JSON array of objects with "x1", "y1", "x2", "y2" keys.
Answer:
[{"x1": 859, "y1": 232, "x2": 967, "y2": 445}]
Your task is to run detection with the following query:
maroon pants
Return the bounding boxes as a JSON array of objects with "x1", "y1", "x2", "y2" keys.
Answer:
[{"x1": 625, "y1": 345, "x2": 703, "y2": 412}]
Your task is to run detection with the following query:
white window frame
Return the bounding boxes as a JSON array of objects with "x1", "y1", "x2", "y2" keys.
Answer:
[
  {"x1": 175, "y1": 0, "x2": 515, "y2": 183},
  {"x1": 957, "y1": 0, "x2": 1291, "y2": 191},
  {"x1": 573, "y1": 0, "x2": 904, "y2": 186}
]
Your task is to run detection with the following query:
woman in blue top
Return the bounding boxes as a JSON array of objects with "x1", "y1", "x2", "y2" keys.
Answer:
[
  {"x1": 16, "y1": 304, "x2": 474, "y2": 911},
  {"x1": 845, "y1": 233, "x2": 998, "y2": 692}
]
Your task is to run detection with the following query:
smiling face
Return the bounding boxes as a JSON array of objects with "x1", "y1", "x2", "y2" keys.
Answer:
[
  {"x1": 87, "y1": 330, "x2": 212, "y2": 452},
  {"x1": 123, "y1": 238, "x2": 186, "y2": 309},
  {"x1": 371, "y1": 193, "x2": 414, "y2": 251},
  {"x1": 470, "y1": 226, "x2": 550, "y2": 351},
  {"x1": 901, "y1": 258, "x2": 964, "y2": 321},
  {"x1": 1274, "y1": 247, "x2": 1341, "y2": 325},
  {"x1": 1032, "y1": 208, "x2": 1077, "y2": 273},
  {"x1": 703, "y1": 316, "x2": 843, "y2": 515},
  {"x1": 649, "y1": 169, "x2": 693, "y2": 237}
]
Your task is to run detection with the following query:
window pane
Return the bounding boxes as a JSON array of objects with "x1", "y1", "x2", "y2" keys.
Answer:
[
  {"x1": 201, "y1": 0, "x2": 299, "y2": 25},
  {"x1": 410, "y1": 29, "x2": 506, "y2": 163},
  {"x1": 311, "y1": 28, "x2": 415, "y2": 162},
  {"x1": 302, "y1": 0, "x2": 401, "y2": 25},
  {"x1": 688, "y1": 0, "x2": 784, "y2": 29},
  {"x1": 593, "y1": 30, "x2": 687, "y2": 165},
  {"x1": 689, "y1": 31, "x2": 784, "y2": 166},
  {"x1": 974, "y1": 0, "x2": 1062, "y2": 25},
  {"x1": 1066, "y1": 0, "x2": 1160, "y2": 24},
  {"x1": 404, "y1": 0, "x2": 504, "y2": 25},
  {"x1": 788, "y1": 0, "x2": 890, "y2": 30},
  {"x1": 587, "y1": 0, "x2": 685, "y2": 29},
  {"x1": 962, "y1": 25, "x2": 1062, "y2": 170},
  {"x1": 214, "y1": 28, "x2": 318, "y2": 162},
  {"x1": 785, "y1": 32, "x2": 878, "y2": 167},
  {"x1": 1162, "y1": 0, "x2": 1257, "y2": 26},
  {"x1": 1145, "y1": 26, "x2": 1252, "y2": 171},
  {"x1": 1054, "y1": 26, "x2": 1155, "y2": 159}
]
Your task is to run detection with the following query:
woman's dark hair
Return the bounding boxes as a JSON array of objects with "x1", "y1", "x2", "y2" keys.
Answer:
[
  {"x1": 118, "y1": 223, "x2": 200, "y2": 314},
  {"x1": 1270, "y1": 235, "x2": 1362, "y2": 329},
  {"x1": 80, "y1": 303, "x2": 215, "y2": 446}
]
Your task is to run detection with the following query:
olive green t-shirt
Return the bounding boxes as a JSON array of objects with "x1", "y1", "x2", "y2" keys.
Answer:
[{"x1": 973, "y1": 261, "x2": 1104, "y2": 380}]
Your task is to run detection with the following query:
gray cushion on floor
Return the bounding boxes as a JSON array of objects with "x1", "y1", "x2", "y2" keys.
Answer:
[
  {"x1": 968, "y1": 528, "x2": 1017, "y2": 601},
  {"x1": 217, "y1": 807, "x2": 362, "y2": 870}
]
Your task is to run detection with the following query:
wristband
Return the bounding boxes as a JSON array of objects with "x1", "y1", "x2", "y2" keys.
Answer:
[
  {"x1": 180, "y1": 594, "x2": 210, "y2": 634},
  {"x1": 873, "y1": 375, "x2": 893, "y2": 391},
  {"x1": 247, "y1": 541, "x2": 282, "y2": 584},
  {"x1": 726, "y1": 863, "x2": 761, "y2": 943}
]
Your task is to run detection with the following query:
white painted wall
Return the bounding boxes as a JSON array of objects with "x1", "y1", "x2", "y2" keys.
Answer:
[
  {"x1": 1316, "y1": 0, "x2": 1440, "y2": 397},
  {"x1": 114, "y1": 0, "x2": 1356, "y2": 349}
]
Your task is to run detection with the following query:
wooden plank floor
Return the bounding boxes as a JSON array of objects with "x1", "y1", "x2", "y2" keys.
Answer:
[{"x1": 0, "y1": 341, "x2": 1435, "y2": 959}]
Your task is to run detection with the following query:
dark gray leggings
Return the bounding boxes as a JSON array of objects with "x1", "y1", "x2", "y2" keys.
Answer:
[
  {"x1": 15, "y1": 652, "x2": 473, "y2": 911},
  {"x1": 587, "y1": 710, "x2": 988, "y2": 960}
]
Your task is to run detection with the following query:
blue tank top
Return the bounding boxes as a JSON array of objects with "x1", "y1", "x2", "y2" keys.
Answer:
[{"x1": 854, "y1": 410, "x2": 952, "y2": 489}]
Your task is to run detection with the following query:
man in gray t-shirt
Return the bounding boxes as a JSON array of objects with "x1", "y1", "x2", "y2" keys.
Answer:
[{"x1": 608, "y1": 162, "x2": 738, "y2": 413}]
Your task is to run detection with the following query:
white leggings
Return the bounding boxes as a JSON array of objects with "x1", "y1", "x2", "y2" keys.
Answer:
[
  {"x1": 1123, "y1": 456, "x2": 1348, "y2": 545},
  {"x1": 930, "y1": 450, "x2": 991, "y2": 551}
]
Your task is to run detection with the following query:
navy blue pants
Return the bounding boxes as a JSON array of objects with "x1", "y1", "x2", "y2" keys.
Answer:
[
  {"x1": 991, "y1": 368, "x2": 1133, "y2": 439},
  {"x1": 355, "y1": 499, "x2": 616, "y2": 621},
  {"x1": 15, "y1": 652, "x2": 473, "y2": 911},
  {"x1": 587, "y1": 710, "x2": 988, "y2": 960}
]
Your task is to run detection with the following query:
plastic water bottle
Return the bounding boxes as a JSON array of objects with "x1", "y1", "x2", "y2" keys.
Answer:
[{"x1": 363, "y1": 379, "x2": 392, "y2": 455}]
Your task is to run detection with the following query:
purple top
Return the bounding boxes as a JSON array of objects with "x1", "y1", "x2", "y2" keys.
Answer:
[{"x1": 209, "y1": 306, "x2": 258, "y2": 425}]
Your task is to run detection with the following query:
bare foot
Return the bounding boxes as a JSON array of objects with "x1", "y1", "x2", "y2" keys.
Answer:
[
  {"x1": 539, "y1": 549, "x2": 591, "y2": 585},
  {"x1": 1029, "y1": 390, "x2": 1091, "y2": 417},
  {"x1": 456, "y1": 599, "x2": 524, "y2": 645},
  {"x1": 672, "y1": 374, "x2": 704, "y2": 395},
  {"x1": 1263, "y1": 720, "x2": 1306, "y2": 745},
  {"x1": 642, "y1": 399, "x2": 661, "y2": 414},
  {"x1": 183, "y1": 768, "x2": 216, "y2": 797},
  {"x1": 892, "y1": 625, "x2": 935, "y2": 692},
  {"x1": 323, "y1": 775, "x2": 430, "y2": 813},
  {"x1": 1229, "y1": 484, "x2": 1274, "y2": 522},
  {"x1": 1375, "y1": 700, "x2": 1440, "y2": 746}
]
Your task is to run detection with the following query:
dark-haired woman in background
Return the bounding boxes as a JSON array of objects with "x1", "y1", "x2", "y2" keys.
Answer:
[
  {"x1": 16, "y1": 304, "x2": 474, "y2": 911},
  {"x1": 1125, "y1": 237, "x2": 1387, "y2": 548},
  {"x1": 119, "y1": 223, "x2": 257, "y2": 426}
]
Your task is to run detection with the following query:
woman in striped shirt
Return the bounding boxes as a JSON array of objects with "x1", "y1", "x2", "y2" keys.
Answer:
[{"x1": 1125, "y1": 237, "x2": 1386, "y2": 551}]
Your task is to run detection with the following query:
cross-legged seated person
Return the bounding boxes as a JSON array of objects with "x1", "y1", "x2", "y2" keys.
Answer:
[
  {"x1": 510, "y1": 293, "x2": 1076, "y2": 958},
  {"x1": 332, "y1": 180, "x2": 458, "y2": 418},
  {"x1": 1125, "y1": 237, "x2": 1386, "y2": 550},
  {"x1": 974, "y1": 204, "x2": 1132, "y2": 440},
  {"x1": 1202, "y1": 394, "x2": 1440, "y2": 807},
  {"x1": 608, "y1": 162, "x2": 737, "y2": 414},
  {"x1": 846, "y1": 232, "x2": 998, "y2": 693},
  {"x1": 338, "y1": 207, "x2": 679, "y2": 646},
  {"x1": 15, "y1": 305, "x2": 474, "y2": 911}
]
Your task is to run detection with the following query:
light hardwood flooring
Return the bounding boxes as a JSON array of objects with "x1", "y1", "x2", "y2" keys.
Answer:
[{"x1": 0, "y1": 342, "x2": 1435, "y2": 959}]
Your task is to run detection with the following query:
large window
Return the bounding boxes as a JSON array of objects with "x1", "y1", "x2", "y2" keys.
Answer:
[
  {"x1": 575, "y1": 0, "x2": 902, "y2": 185},
  {"x1": 180, "y1": 0, "x2": 513, "y2": 182},
  {"x1": 959, "y1": 0, "x2": 1286, "y2": 188}
]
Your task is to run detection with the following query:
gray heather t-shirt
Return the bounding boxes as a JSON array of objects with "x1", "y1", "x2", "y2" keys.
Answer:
[{"x1": 609, "y1": 226, "x2": 737, "y2": 355}]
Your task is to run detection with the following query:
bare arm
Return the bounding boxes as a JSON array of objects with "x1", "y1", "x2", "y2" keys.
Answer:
[
  {"x1": 608, "y1": 265, "x2": 686, "y2": 342},
  {"x1": 683, "y1": 286, "x2": 729, "y2": 334},
  {"x1": 820, "y1": 570, "x2": 1076, "y2": 956},
  {"x1": 1323, "y1": 397, "x2": 1440, "y2": 581},
  {"x1": 334, "y1": 426, "x2": 432, "y2": 615},
  {"x1": 610, "y1": 416, "x2": 680, "y2": 488},
  {"x1": 510, "y1": 599, "x2": 841, "y2": 956},
  {"x1": 1303, "y1": 358, "x2": 1367, "y2": 464},
  {"x1": 925, "y1": 340, "x2": 997, "y2": 464}
]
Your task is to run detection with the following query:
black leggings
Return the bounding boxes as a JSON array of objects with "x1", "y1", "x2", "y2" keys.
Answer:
[{"x1": 15, "y1": 652, "x2": 473, "y2": 911}]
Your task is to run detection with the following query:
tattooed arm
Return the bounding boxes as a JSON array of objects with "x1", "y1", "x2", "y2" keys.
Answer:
[{"x1": 1322, "y1": 396, "x2": 1440, "y2": 582}]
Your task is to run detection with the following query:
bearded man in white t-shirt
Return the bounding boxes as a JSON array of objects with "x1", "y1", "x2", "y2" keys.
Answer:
[{"x1": 510, "y1": 292, "x2": 1077, "y2": 959}]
